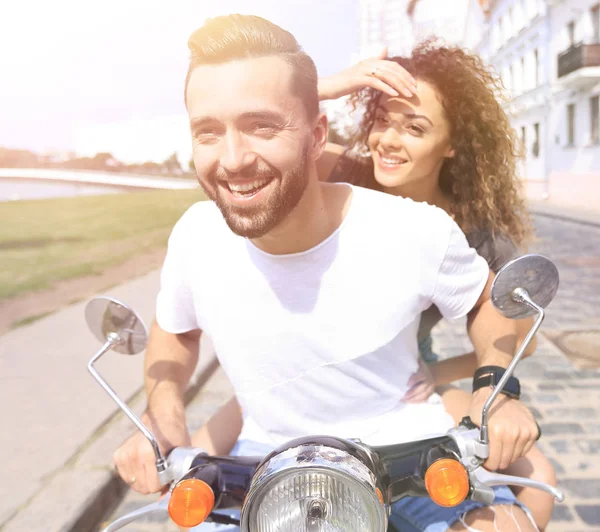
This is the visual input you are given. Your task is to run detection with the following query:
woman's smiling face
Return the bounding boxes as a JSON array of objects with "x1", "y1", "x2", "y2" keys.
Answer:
[{"x1": 367, "y1": 80, "x2": 455, "y2": 196}]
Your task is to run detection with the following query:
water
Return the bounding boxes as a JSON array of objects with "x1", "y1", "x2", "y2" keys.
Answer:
[{"x1": 0, "y1": 178, "x2": 127, "y2": 202}]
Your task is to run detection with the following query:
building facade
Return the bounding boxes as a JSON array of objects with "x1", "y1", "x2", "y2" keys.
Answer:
[
  {"x1": 481, "y1": 0, "x2": 552, "y2": 192},
  {"x1": 358, "y1": 0, "x2": 476, "y2": 58},
  {"x1": 359, "y1": 0, "x2": 415, "y2": 57},
  {"x1": 547, "y1": 0, "x2": 600, "y2": 208},
  {"x1": 477, "y1": 0, "x2": 600, "y2": 210},
  {"x1": 409, "y1": 0, "x2": 474, "y2": 47},
  {"x1": 358, "y1": 0, "x2": 600, "y2": 210}
]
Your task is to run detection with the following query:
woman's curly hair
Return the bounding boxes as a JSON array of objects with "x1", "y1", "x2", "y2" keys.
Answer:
[{"x1": 349, "y1": 39, "x2": 533, "y2": 246}]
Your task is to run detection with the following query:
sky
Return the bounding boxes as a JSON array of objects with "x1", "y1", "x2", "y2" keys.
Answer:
[{"x1": 0, "y1": 0, "x2": 359, "y2": 158}]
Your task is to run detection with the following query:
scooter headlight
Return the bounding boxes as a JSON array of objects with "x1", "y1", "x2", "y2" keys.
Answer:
[{"x1": 240, "y1": 444, "x2": 387, "y2": 532}]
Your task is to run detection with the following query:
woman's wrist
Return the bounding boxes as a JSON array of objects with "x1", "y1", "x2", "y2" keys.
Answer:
[
  {"x1": 428, "y1": 362, "x2": 451, "y2": 386},
  {"x1": 318, "y1": 77, "x2": 339, "y2": 101},
  {"x1": 428, "y1": 352, "x2": 478, "y2": 386}
]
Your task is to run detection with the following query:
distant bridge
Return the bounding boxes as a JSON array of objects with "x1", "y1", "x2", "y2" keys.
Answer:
[{"x1": 0, "y1": 168, "x2": 199, "y2": 190}]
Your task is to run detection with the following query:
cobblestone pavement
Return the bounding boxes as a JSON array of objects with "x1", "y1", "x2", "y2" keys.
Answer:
[
  {"x1": 433, "y1": 215, "x2": 600, "y2": 531},
  {"x1": 102, "y1": 214, "x2": 600, "y2": 531}
]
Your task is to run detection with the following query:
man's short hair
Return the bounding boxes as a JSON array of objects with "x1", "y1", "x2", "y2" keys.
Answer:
[{"x1": 185, "y1": 14, "x2": 319, "y2": 119}]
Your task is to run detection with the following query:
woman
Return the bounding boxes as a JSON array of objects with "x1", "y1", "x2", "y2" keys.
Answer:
[{"x1": 192, "y1": 41, "x2": 556, "y2": 530}]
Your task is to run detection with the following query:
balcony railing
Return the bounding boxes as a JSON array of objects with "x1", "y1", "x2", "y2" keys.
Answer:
[{"x1": 558, "y1": 43, "x2": 600, "y2": 78}]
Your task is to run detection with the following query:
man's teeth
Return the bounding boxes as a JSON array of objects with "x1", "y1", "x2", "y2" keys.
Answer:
[
  {"x1": 229, "y1": 179, "x2": 270, "y2": 193},
  {"x1": 380, "y1": 154, "x2": 406, "y2": 165}
]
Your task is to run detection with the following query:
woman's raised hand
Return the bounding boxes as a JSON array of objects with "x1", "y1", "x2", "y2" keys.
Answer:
[{"x1": 319, "y1": 47, "x2": 417, "y2": 101}]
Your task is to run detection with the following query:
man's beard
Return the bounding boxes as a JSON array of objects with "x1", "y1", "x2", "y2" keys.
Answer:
[{"x1": 203, "y1": 147, "x2": 309, "y2": 239}]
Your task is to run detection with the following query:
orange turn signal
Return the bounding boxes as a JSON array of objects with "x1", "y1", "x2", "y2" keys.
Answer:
[
  {"x1": 424, "y1": 458, "x2": 469, "y2": 507},
  {"x1": 168, "y1": 478, "x2": 215, "y2": 528}
]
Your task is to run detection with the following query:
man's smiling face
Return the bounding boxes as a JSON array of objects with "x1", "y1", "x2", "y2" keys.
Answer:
[{"x1": 186, "y1": 55, "x2": 313, "y2": 238}]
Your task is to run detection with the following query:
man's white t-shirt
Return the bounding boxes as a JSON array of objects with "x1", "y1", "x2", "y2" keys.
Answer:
[{"x1": 156, "y1": 184, "x2": 489, "y2": 447}]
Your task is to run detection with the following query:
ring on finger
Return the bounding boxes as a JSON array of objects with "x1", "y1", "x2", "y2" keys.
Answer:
[
  {"x1": 370, "y1": 67, "x2": 380, "y2": 76},
  {"x1": 127, "y1": 476, "x2": 136, "y2": 485}
]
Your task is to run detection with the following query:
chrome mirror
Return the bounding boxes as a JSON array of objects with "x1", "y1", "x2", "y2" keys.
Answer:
[
  {"x1": 85, "y1": 296, "x2": 169, "y2": 483},
  {"x1": 480, "y1": 254, "x2": 559, "y2": 447},
  {"x1": 85, "y1": 296, "x2": 147, "y2": 355},
  {"x1": 491, "y1": 254, "x2": 559, "y2": 320}
]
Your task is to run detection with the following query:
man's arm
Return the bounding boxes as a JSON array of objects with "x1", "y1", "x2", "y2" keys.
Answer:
[
  {"x1": 145, "y1": 321, "x2": 201, "y2": 423},
  {"x1": 428, "y1": 317, "x2": 536, "y2": 387},
  {"x1": 467, "y1": 271, "x2": 519, "y2": 367},
  {"x1": 113, "y1": 321, "x2": 201, "y2": 494},
  {"x1": 465, "y1": 271, "x2": 539, "y2": 471}
]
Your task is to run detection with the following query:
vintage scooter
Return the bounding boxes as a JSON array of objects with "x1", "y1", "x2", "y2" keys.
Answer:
[{"x1": 86, "y1": 254, "x2": 565, "y2": 531}]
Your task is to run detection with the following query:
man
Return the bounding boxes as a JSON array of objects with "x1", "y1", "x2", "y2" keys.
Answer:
[{"x1": 114, "y1": 14, "x2": 539, "y2": 531}]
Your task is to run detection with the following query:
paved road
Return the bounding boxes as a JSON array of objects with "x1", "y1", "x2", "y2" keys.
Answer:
[
  {"x1": 434, "y1": 215, "x2": 600, "y2": 531},
  {"x1": 0, "y1": 256, "x2": 226, "y2": 532},
  {"x1": 103, "y1": 214, "x2": 600, "y2": 531},
  {"x1": 0, "y1": 271, "x2": 161, "y2": 528}
]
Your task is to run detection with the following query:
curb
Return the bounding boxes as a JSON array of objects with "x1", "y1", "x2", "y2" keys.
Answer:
[
  {"x1": 1, "y1": 354, "x2": 219, "y2": 532},
  {"x1": 529, "y1": 205, "x2": 600, "y2": 229}
]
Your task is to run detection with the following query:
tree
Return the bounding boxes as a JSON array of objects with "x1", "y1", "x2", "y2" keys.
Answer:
[
  {"x1": 327, "y1": 116, "x2": 353, "y2": 146},
  {"x1": 140, "y1": 161, "x2": 162, "y2": 174},
  {"x1": 91, "y1": 152, "x2": 122, "y2": 171},
  {"x1": 162, "y1": 152, "x2": 183, "y2": 175},
  {"x1": 0, "y1": 147, "x2": 40, "y2": 168}
]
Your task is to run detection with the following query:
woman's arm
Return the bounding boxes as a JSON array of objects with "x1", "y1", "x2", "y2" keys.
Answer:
[
  {"x1": 190, "y1": 396, "x2": 243, "y2": 456},
  {"x1": 429, "y1": 352, "x2": 478, "y2": 387}
]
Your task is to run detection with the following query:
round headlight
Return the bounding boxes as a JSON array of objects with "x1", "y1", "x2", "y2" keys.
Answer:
[{"x1": 240, "y1": 444, "x2": 387, "y2": 532}]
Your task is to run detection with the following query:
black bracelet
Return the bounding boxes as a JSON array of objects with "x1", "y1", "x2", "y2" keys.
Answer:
[
  {"x1": 472, "y1": 367, "x2": 521, "y2": 400},
  {"x1": 473, "y1": 365, "x2": 508, "y2": 380}
]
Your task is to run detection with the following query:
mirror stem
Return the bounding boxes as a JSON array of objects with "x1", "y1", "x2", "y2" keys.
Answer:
[
  {"x1": 88, "y1": 333, "x2": 168, "y2": 477},
  {"x1": 480, "y1": 288, "x2": 545, "y2": 445}
]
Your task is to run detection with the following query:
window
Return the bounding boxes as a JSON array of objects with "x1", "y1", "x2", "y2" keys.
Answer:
[
  {"x1": 511, "y1": 60, "x2": 523, "y2": 94},
  {"x1": 591, "y1": 96, "x2": 599, "y2": 145},
  {"x1": 533, "y1": 123, "x2": 540, "y2": 157},
  {"x1": 567, "y1": 104, "x2": 576, "y2": 146},
  {"x1": 534, "y1": 49, "x2": 540, "y2": 86},
  {"x1": 509, "y1": 64, "x2": 515, "y2": 92},
  {"x1": 513, "y1": 3, "x2": 521, "y2": 32},
  {"x1": 538, "y1": 0, "x2": 547, "y2": 16},
  {"x1": 521, "y1": 126, "x2": 527, "y2": 155},
  {"x1": 592, "y1": 4, "x2": 600, "y2": 44},
  {"x1": 527, "y1": 0, "x2": 537, "y2": 20},
  {"x1": 492, "y1": 22, "x2": 500, "y2": 51},
  {"x1": 503, "y1": 14, "x2": 511, "y2": 41},
  {"x1": 503, "y1": 66, "x2": 512, "y2": 91},
  {"x1": 568, "y1": 21, "x2": 576, "y2": 47}
]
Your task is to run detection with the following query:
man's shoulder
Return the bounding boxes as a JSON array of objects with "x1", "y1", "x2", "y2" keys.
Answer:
[
  {"x1": 168, "y1": 200, "x2": 228, "y2": 250},
  {"x1": 172, "y1": 200, "x2": 223, "y2": 232},
  {"x1": 180, "y1": 199, "x2": 221, "y2": 221},
  {"x1": 352, "y1": 187, "x2": 453, "y2": 228}
]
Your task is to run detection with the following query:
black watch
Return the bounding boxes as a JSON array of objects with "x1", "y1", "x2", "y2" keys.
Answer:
[{"x1": 472, "y1": 366, "x2": 521, "y2": 400}]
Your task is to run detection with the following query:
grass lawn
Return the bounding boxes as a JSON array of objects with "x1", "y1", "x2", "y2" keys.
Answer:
[{"x1": 0, "y1": 188, "x2": 206, "y2": 300}]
